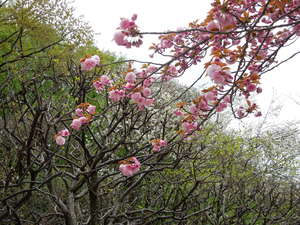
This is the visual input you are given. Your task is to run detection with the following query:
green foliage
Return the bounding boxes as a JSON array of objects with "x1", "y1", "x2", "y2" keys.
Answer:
[{"x1": 0, "y1": 0, "x2": 95, "y2": 78}]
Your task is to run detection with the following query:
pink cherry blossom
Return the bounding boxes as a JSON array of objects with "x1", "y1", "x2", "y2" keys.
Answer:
[
  {"x1": 207, "y1": 64, "x2": 221, "y2": 77},
  {"x1": 211, "y1": 72, "x2": 225, "y2": 85},
  {"x1": 79, "y1": 117, "x2": 88, "y2": 124},
  {"x1": 124, "y1": 30, "x2": 131, "y2": 36},
  {"x1": 143, "y1": 88, "x2": 151, "y2": 97},
  {"x1": 216, "y1": 102, "x2": 227, "y2": 112},
  {"x1": 152, "y1": 138, "x2": 167, "y2": 152},
  {"x1": 237, "y1": 110, "x2": 244, "y2": 118},
  {"x1": 91, "y1": 55, "x2": 100, "y2": 65},
  {"x1": 214, "y1": 12, "x2": 236, "y2": 28},
  {"x1": 147, "y1": 65, "x2": 157, "y2": 74},
  {"x1": 161, "y1": 39, "x2": 173, "y2": 49},
  {"x1": 71, "y1": 119, "x2": 82, "y2": 131},
  {"x1": 207, "y1": 21, "x2": 220, "y2": 31},
  {"x1": 119, "y1": 90, "x2": 125, "y2": 98},
  {"x1": 160, "y1": 139, "x2": 167, "y2": 146},
  {"x1": 131, "y1": 92, "x2": 142, "y2": 102},
  {"x1": 114, "y1": 32, "x2": 125, "y2": 46},
  {"x1": 144, "y1": 98, "x2": 155, "y2": 107},
  {"x1": 120, "y1": 18, "x2": 130, "y2": 30},
  {"x1": 123, "y1": 39, "x2": 131, "y2": 48},
  {"x1": 138, "y1": 105, "x2": 144, "y2": 111},
  {"x1": 125, "y1": 72, "x2": 136, "y2": 84},
  {"x1": 76, "y1": 108, "x2": 84, "y2": 117},
  {"x1": 268, "y1": 9, "x2": 280, "y2": 21},
  {"x1": 247, "y1": 83, "x2": 256, "y2": 92},
  {"x1": 109, "y1": 90, "x2": 121, "y2": 101},
  {"x1": 208, "y1": 66, "x2": 229, "y2": 84},
  {"x1": 223, "y1": 69, "x2": 232, "y2": 82},
  {"x1": 244, "y1": 78, "x2": 251, "y2": 86},
  {"x1": 205, "y1": 91, "x2": 218, "y2": 101},
  {"x1": 257, "y1": 87, "x2": 262, "y2": 93},
  {"x1": 131, "y1": 13, "x2": 137, "y2": 21},
  {"x1": 55, "y1": 129, "x2": 69, "y2": 145},
  {"x1": 93, "y1": 81, "x2": 104, "y2": 91},
  {"x1": 87, "y1": 105, "x2": 96, "y2": 114},
  {"x1": 262, "y1": 17, "x2": 272, "y2": 24},
  {"x1": 61, "y1": 129, "x2": 69, "y2": 137},
  {"x1": 56, "y1": 135, "x2": 65, "y2": 145},
  {"x1": 211, "y1": 46, "x2": 218, "y2": 53},
  {"x1": 100, "y1": 75, "x2": 111, "y2": 85},
  {"x1": 119, "y1": 164, "x2": 132, "y2": 176},
  {"x1": 224, "y1": 95, "x2": 231, "y2": 103},
  {"x1": 81, "y1": 58, "x2": 97, "y2": 71},
  {"x1": 182, "y1": 122, "x2": 198, "y2": 134},
  {"x1": 137, "y1": 96, "x2": 146, "y2": 105},
  {"x1": 133, "y1": 39, "x2": 143, "y2": 48},
  {"x1": 153, "y1": 145, "x2": 161, "y2": 152},
  {"x1": 198, "y1": 101, "x2": 207, "y2": 109},
  {"x1": 129, "y1": 157, "x2": 141, "y2": 174},
  {"x1": 189, "y1": 105, "x2": 198, "y2": 116},
  {"x1": 255, "y1": 111, "x2": 262, "y2": 117},
  {"x1": 143, "y1": 77, "x2": 152, "y2": 87},
  {"x1": 232, "y1": 39, "x2": 241, "y2": 45},
  {"x1": 123, "y1": 83, "x2": 135, "y2": 90},
  {"x1": 128, "y1": 21, "x2": 135, "y2": 28},
  {"x1": 167, "y1": 65, "x2": 177, "y2": 75},
  {"x1": 119, "y1": 157, "x2": 141, "y2": 176},
  {"x1": 174, "y1": 109, "x2": 183, "y2": 116}
]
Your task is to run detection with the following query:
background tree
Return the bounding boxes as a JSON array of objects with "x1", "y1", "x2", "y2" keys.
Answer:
[{"x1": 0, "y1": 0, "x2": 94, "y2": 74}]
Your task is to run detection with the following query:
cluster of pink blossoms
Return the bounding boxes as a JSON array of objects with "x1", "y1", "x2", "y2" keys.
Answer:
[
  {"x1": 182, "y1": 122, "x2": 198, "y2": 135},
  {"x1": 114, "y1": 14, "x2": 143, "y2": 48},
  {"x1": 237, "y1": 101, "x2": 261, "y2": 118},
  {"x1": 55, "y1": 129, "x2": 69, "y2": 145},
  {"x1": 152, "y1": 139, "x2": 167, "y2": 152},
  {"x1": 86, "y1": 61, "x2": 157, "y2": 111},
  {"x1": 244, "y1": 78, "x2": 257, "y2": 93},
  {"x1": 163, "y1": 65, "x2": 179, "y2": 82},
  {"x1": 109, "y1": 83, "x2": 155, "y2": 110},
  {"x1": 108, "y1": 67, "x2": 156, "y2": 110},
  {"x1": 93, "y1": 75, "x2": 111, "y2": 91},
  {"x1": 207, "y1": 61, "x2": 233, "y2": 86},
  {"x1": 147, "y1": 0, "x2": 294, "y2": 119},
  {"x1": 119, "y1": 157, "x2": 141, "y2": 176},
  {"x1": 71, "y1": 103, "x2": 96, "y2": 131},
  {"x1": 126, "y1": 86, "x2": 155, "y2": 111},
  {"x1": 55, "y1": 55, "x2": 161, "y2": 176},
  {"x1": 54, "y1": 103, "x2": 96, "y2": 146},
  {"x1": 112, "y1": 0, "x2": 300, "y2": 174},
  {"x1": 109, "y1": 89, "x2": 126, "y2": 102},
  {"x1": 80, "y1": 55, "x2": 100, "y2": 71},
  {"x1": 172, "y1": 93, "x2": 232, "y2": 138}
]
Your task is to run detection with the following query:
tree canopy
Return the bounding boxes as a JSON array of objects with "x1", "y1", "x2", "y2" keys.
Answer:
[{"x1": 0, "y1": 0, "x2": 94, "y2": 74}]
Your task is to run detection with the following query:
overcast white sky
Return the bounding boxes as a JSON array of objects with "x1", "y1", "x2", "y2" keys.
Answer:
[{"x1": 72, "y1": 0, "x2": 300, "y2": 122}]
